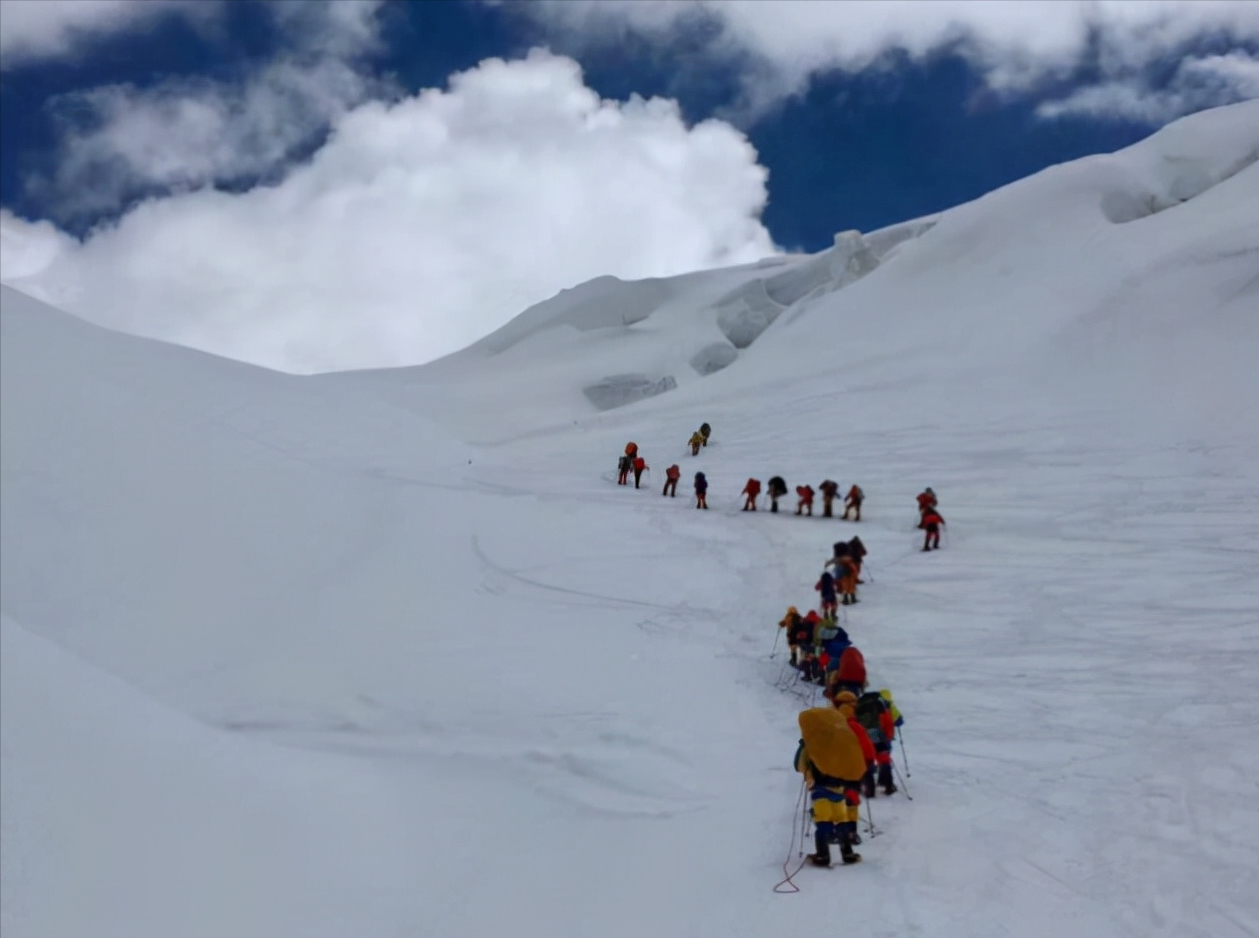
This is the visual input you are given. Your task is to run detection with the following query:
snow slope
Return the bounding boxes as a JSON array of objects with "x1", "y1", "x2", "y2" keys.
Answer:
[
  {"x1": 1, "y1": 618, "x2": 416, "y2": 938},
  {"x1": 3, "y1": 100, "x2": 1259, "y2": 938}
]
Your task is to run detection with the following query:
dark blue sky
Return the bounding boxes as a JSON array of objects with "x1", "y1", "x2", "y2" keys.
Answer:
[{"x1": 0, "y1": 0, "x2": 1175, "y2": 253}]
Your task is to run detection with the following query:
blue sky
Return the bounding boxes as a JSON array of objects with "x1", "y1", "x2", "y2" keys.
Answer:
[{"x1": 1, "y1": 0, "x2": 1256, "y2": 370}]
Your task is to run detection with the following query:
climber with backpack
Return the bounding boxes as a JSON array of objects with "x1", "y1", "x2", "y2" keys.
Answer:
[
  {"x1": 778, "y1": 606, "x2": 803, "y2": 666},
  {"x1": 811, "y1": 615, "x2": 845, "y2": 686},
  {"x1": 920, "y1": 507, "x2": 945, "y2": 551},
  {"x1": 742, "y1": 477, "x2": 762, "y2": 511},
  {"x1": 790, "y1": 611, "x2": 818, "y2": 674},
  {"x1": 766, "y1": 476, "x2": 787, "y2": 513},
  {"x1": 819, "y1": 480, "x2": 840, "y2": 517},
  {"x1": 816, "y1": 622, "x2": 850, "y2": 681},
  {"x1": 827, "y1": 541, "x2": 859, "y2": 605},
  {"x1": 855, "y1": 691, "x2": 899, "y2": 797},
  {"x1": 916, "y1": 487, "x2": 937, "y2": 516},
  {"x1": 699, "y1": 422, "x2": 711, "y2": 446},
  {"x1": 693, "y1": 471, "x2": 708, "y2": 509},
  {"x1": 795, "y1": 705, "x2": 868, "y2": 865},
  {"x1": 616, "y1": 454, "x2": 631, "y2": 486},
  {"x1": 795, "y1": 610, "x2": 824, "y2": 682},
  {"x1": 662, "y1": 464, "x2": 680, "y2": 497},
  {"x1": 814, "y1": 570, "x2": 838, "y2": 621},
  {"x1": 688, "y1": 430, "x2": 704, "y2": 456},
  {"x1": 796, "y1": 484, "x2": 815, "y2": 516},
  {"x1": 848, "y1": 536, "x2": 867, "y2": 582},
  {"x1": 843, "y1": 484, "x2": 864, "y2": 521},
  {"x1": 632, "y1": 455, "x2": 649, "y2": 489},
  {"x1": 825, "y1": 642, "x2": 867, "y2": 698}
]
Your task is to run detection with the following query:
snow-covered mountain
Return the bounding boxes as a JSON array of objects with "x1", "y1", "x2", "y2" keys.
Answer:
[{"x1": 3, "y1": 100, "x2": 1258, "y2": 938}]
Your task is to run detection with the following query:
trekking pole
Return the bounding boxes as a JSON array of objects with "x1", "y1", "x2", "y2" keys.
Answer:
[
  {"x1": 899, "y1": 732, "x2": 911, "y2": 776},
  {"x1": 892, "y1": 759, "x2": 913, "y2": 800},
  {"x1": 775, "y1": 656, "x2": 791, "y2": 689},
  {"x1": 770, "y1": 628, "x2": 781, "y2": 659},
  {"x1": 800, "y1": 787, "x2": 811, "y2": 852},
  {"x1": 864, "y1": 791, "x2": 878, "y2": 838}
]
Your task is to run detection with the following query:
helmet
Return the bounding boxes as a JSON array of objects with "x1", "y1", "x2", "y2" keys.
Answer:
[
  {"x1": 925, "y1": 487, "x2": 934, "y2": 494},
  {"x1": 787, "y1": 606, "x2": 798, "y2": 616}
]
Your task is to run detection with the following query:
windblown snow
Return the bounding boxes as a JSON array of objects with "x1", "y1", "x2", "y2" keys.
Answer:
[{"x1": 3, "y1": 100, "x2": 1258, "y2": 938}]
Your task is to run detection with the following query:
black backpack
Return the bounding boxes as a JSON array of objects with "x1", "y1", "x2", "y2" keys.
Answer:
[{"x1": 855, "y1": 692, "x2": 889, "y2": 743}]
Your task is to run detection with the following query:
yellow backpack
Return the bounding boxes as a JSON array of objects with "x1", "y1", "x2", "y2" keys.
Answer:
[{"x1": 797, "y1": 707, "x2": 867, "y2": 781}]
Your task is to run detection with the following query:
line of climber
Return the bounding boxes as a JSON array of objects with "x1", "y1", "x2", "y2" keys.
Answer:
[
  {"x1": 610, "y1": 431, "x2": 946, "y2": 870},
  {"x1": 740, "y1": 477, "x2": 864, "y2": 519},
  {"x1": 613, "y1": 434, "x2": 946, "y2": 552},
  {"x1": 775, "y1": 493, "x2": 945, "y2": 868},
  {"x1": 777, "y1": 565, "x2": 905, "y2": 867}
]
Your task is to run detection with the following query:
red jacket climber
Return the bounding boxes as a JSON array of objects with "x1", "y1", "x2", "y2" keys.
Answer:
[
  {"x1": 920, "y1": 508, "x2": 944, "y2": 550},
  {"x1": 663, "y1": 464, "x2": 680, "y2": 497},
  {"x1": 632, "y1": 456, "x2": 648, "y2": 489},
  {"x1": 796, "y1": 485, "x2": 815, "y2": 516},
  {"x1": 742, "y1": 478, "x2": 762, "y2": 511},
  {"x1": 916, "y1": 488, "x2": 937, "y2": 514}
]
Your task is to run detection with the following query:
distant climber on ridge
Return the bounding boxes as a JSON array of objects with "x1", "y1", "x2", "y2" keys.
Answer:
[
  {"x1": 663, "y1": 464, "x2": 680, "y2": 497},
  {"x1": 632, "y1": 455, "x2": 649, "y2": 489},
  {"x1": 742, "y1": 477, "x2": 762, "y2": 511},
  {"x1": 920, "y1": 507, "x2": 944, "y2": 551},
  {"x1": 819, "y1": 479, "x2": 840, "y2": 517},
  {"x1": 916, "y1": 487, "x2": 937, "y2": 517},
  {"x1": 796, "y1": 484, "x2": 815, "y2": 516},
  {"x1": 766, "y1": 476, "x2": 787, "y2": 513},
  {"x1": 843, "y1": 484, "x2": 864, "y2": 521}
]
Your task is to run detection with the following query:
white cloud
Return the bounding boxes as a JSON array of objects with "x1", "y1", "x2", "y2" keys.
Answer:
[
  {"x1": 1038, "y1": 50, "x2": 1259, "y2": 123},
  {"x1": 0, "y1": 51, "x2": 776, "y2": 373},
  {"x1": 29, "y1": 1, "x2": 388, "y2": 222},
  {"x1": 0, "y1": 0, "x2": 214, "y2": 68},
  {"x1": 507, "y1": 0, "x2": 1259, "y2": 117},
  {"x1": 39, "y1": 58, "x2": 382, "y2": 221},
  {"x1": 0, "y1": 211, "x2": 77, "y2": 279}
]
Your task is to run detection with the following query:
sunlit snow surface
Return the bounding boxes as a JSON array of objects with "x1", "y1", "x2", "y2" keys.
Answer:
[{"x1": 3, "y1": 101, "x2": 1259, "y2": 938}]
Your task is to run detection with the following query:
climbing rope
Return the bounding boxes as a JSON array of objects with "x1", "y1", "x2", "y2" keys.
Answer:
[{"x1": 773, "y1": 780, "x2": 811, "y2": 893}]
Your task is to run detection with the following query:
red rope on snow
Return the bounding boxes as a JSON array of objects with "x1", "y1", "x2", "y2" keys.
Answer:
[{"x1": 773, "y1": 856, "x2": 808, "y2": 894}]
